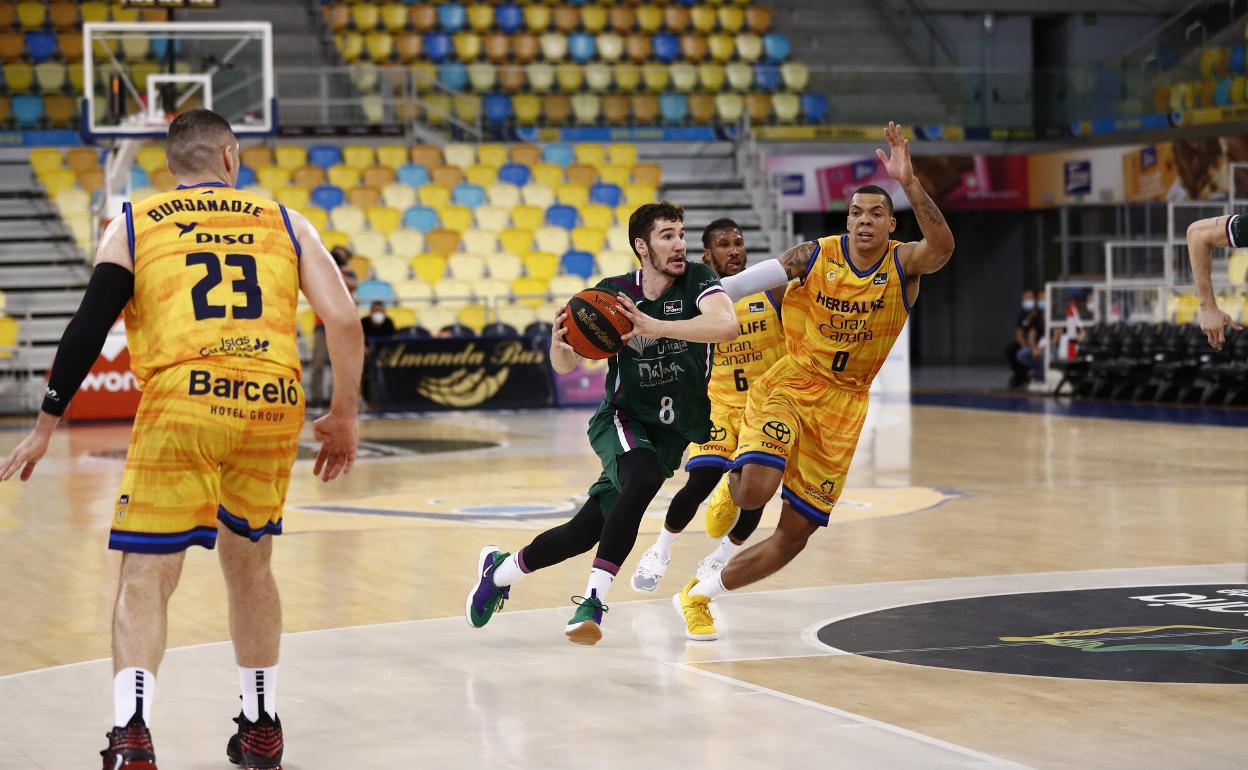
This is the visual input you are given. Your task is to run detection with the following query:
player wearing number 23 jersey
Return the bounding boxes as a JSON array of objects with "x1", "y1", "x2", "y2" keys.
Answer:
[{"x1": 112, "y1": 183, "x2": 305, "y2": 552}]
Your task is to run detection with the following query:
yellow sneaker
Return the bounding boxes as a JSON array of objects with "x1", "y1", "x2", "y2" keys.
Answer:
[
  {"x1": 703, "y1": 476, "x2": 739, "y2": 539},
  {"x1": 673, "y1": 579, "x2": 718, "y2": 641}
]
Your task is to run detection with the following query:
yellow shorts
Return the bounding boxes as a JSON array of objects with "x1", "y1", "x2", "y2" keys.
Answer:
[
  {"x1": 109, "y1": 362, "x2": 305, "y2": 553},
  {"x1": 684, "y1": 400, "x2": 744, "y2": 472},
  {"x1": 731, "y1": 357, "x2": 869, "y2": 526}
]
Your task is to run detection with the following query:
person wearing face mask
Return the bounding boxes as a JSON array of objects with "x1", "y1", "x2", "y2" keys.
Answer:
[
  {"x1": 361, "y1": 300, "x2": 396, "y2": 339},
  {"x1": 1008, "y1": 289, "x2": 1041, "y2": 388}
]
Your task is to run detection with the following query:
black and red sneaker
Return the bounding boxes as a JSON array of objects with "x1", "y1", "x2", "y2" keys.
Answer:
[
  {"x1": 226, "y1": 711, "x2": 283, "y2": 769},
  {"x1": 100, "y1": 714, "x2": 157, "y2": 769}
]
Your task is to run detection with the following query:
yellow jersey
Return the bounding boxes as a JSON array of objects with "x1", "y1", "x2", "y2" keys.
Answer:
[
  {"x1": 122, "y1": 183, "x2": 302, "y2": 388},
  {"x1": 708, "y1": 289, "x2": 786, "y2": 408},
  {"x1": 782, "y1": 234, "x2": 911, "y2": 391}
]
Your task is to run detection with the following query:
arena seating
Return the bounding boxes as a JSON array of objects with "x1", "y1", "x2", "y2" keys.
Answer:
[
  {"x1": 31, "y1": 141, "x2": 654, "y2": 336},
  {"x1": 321, "y1": 0, "x2": 823, "y2": 127},
  {"x1": 0, "y1": 2, "x2": 169, "y2": 129}
]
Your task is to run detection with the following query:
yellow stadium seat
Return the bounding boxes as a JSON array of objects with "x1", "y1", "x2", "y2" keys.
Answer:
[
  {"x1": 439, "y1": 205, "x2": 473, "y2": 234},
  {"x1": 632, "y1": 163, "x2": 662, "y2": 187},
  {"x1": 349, "y1": 255, "x2": 373, "y2": 280},
  {"x1": 343, "y1": 146, "x2": 376, "y2": 170},
  {"x1": 500, "y1": 227, "x2": 534, "y2": 255},
  {"x1": 352, "y1": 231, "x2": 389, "y2": 259},
  {"x1": 363, "y1": 32, "x2": 392, "y2": 61},
  {"x1": 514, "y1": 93, "x2": 542, "y2": 125},
  {"x1": 376, "y1": 145, "x2": 407, "y2": 170},
  {"x1": 295, "y1": 307, "x2": 316, "y2": 341},
  {"x1": 477, "y1": 144, "x2": 508, "y2": 169},
  {"x1": 642, "y1": 63, "x2": 670, "y2": 93},
  {"x1": 474, "y1": 205, "x2": 510, "y2": 231},
  {"x1": 416, "y1": 305, "x2": 456, "y2": 332},
  {"x1": 54, "y1": 188, "x2": 90, "y2": 217},
  {"x1": 510, "y1": 277, "x2": 549, "y2": 307},
  {"x1": 549, "y1": 276, "x2": 587, "y2": 303},
  {"x1": 136, "y1": 146, "x2": 168, "y2": 174},
  {"x1": 572, "y1": 227, "x2": 606, "y2": 253},
  {"x1": 606, "y1": 227, "x2": 630, "y2": 252},
  {"x1": 690, "y1": 6, "x2": 717, "y2": 33},
  {"x1": 2, "y1": 63, "x2": 33, "y2": 93},
  {"x1": 511, "y1": 204, "x2": 544, "y2": 231},
  {"x1": 523, "y1": 4, "x2": 551, "y2": 31},
  {"x1": 613, "y1": 63, "x2": 642, "y2": 92},
  {"x1": 719, "y1": 7, "x2": 745, "y2": 33},
  {"x1": 487, "y1": 253, "x2": 524, "y2": 281},
  {"x1": 698, "y1": 63, "x2": 726, "y2": 92},
  {"x1": 448, "y1": 253, "x2": 487, "y2": 281},
  {"x1": 330, "y1": 205, "x2": 367, "y2": 235},
  {"x1": 322, "y1": 230, "x2": 351, "y2": 251},
  {"x1": 725, "y1": 62, "x2": 753, "y2": 91},
  {"x1": 614, "y1": 204, "x2": 635, "y2": 227},
  {"x1": 381, "y1": 183, "x2": 416, "y2": 211},
  {"x1": 539, "y1": 32, "x2": 568, "y2": 61},
  {"x1": 461, "y1": 229, "x2": 498, "y2": 254},
  {"x1": 598, "y1": 165, "x2": 631, "y2": 187},
  {"x1": 276, "y1": 187, "x2": 310, "y2": 211},
  {"x1": 773, "y1": 92, "x2": 801, "y2": 122},
  {"x1": 581, "y1": 204, "x2": 613, "y2": 231},
  {"x1": 457, "y1": 304, "x2": 487, "y2": 332},
  {"x1": 597, "y1": 33, "x2": 625, "y2": 62},
  {"x1": 566, "y1": 163, "x2": 597, "y2": 188},
  {"x1": 351, "y1": 4, "x2": 380, "y2": 30},
  {"x1": 80, "y1": 2, "x2": 109, "y2": 24},
  {"x1": 715, "y1": 93, "x2": 745, "y2": 122},
  {"x1": 573, "y1": 144, "x2": 607, "y2": 168},
  {"x1": 524, "y1": 252, "x2": 559, "y2": 281},
  {"x1": 240, "y1": 145, "x2": 273, "y2": 169},
  {"x1": 39, "y1": 169, "x2": 77, "y2": 197},
  {"x1": 486, "y1": 183, "x2": 522, "y2": 209},
  {"x1": 598, "y1": 250, "x2": 636, "y2": 275},
  {"x1": 380, "y1": 3, "x2": 408, "y2": 32},
  {"x1": 465, "y1": 164, "x2": 498, "y2": 187},
  {"x1": 389, "y1": 229, "x2": 425, "y2": 258},
  {"x1": 531, "y1": 163, "x2": 564, "y2": 188},
  {"x1": 671, "y1": 63, "x2": 698, "y2": 92},
  {"x1": 387, "y1": 305, "x2": 419, "y2": 330},
  {"x1": 327, "y1": 165, "x2": 361, "y2": 189},
  {"x1": 475, "y1": 278, "x2": 510, "y2": 304},
  {"x1": 636, "y1": 6, "x2": 663, "y2": 33},
  {"x1": 336, "y1": 33, "x2": 364, "y2": 62},
  {"x1": 781, "y1": 62, "x2": 810, "y2": 91},
  {"x1": 583, "y1": 62, "x2": 613, "y2": 93},
  {"x1": 16, "y1": 1, "x2": 46, "y2": 29},
  {"x1": 521, "y1": 184, "x2": 557, "y2": 208},
  {"x1": 556, "y1": 63, "x2": 584, "y2": 93},
  {"x1": 1228, "y1": 250, "x2": 1248, "y2": 285},
  {"x1": 467, "y1": 3, "x2": 494, "y2": 32},
  {"x1": 709, "y1": 34, "x2": 735, "y2": 62},
  {"x1": 498, "y1": 303, "x2": 537, "y2": 330},
  {"x1": 303, "y1": 207, "x2": 329, "y2": 233},
  {"x1": 527, "y1": 62, "x2": 556, "y2": 93},
  {"x1": 30, "y1": 148, "x2": 63, "y2": 176},
  {"x1": 292, "y1": 165, "x2": 326, "y2": 189},
  {"x1": 624, "y1": 183, "x2": 658, "y2": 208},
  {"x1": 394, "y1": 280, "x2": 434, "y2": 306},
  {"x1": 434, "y1": 278, "x2": 474, "y2": 308},
  {"x1": 418, "y1": 184, "x2": 452, "y2": 210},
  {"x1": 736, "y1": 33, "x2": 763, "y2": 62},
  {"x1": 411, "y1": 254, "x2": 448, "y2": 283},
  {"x1": 348, "y1": 185, "x2": 381, "y2": 210},
  {"x1": 35, "y1": 62, "x2": 67, "y2": 92},
  {"x1": 443, "y1": 143, "x2": 476, "y2": 170},
  {"x1": 453, "y1": 32, "x2": 482, "y2": 62},
  {"x1": 535, "y1": 226, "x2": 570, "y2": 255},
  {"x1": 367, "y1": 206, "x2": 402, "y2": 235},
  {"x1": 556, "y1": 184, "x2": 589, "y2": 207}
]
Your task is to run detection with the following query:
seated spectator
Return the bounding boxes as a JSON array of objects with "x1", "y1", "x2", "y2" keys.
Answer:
[
  {"x1": 1007, "y1": 289, "x2": 1042, "y2": 388},
  {"x1": 362, "y1": 300, "x2": 396, "y2": 339}
]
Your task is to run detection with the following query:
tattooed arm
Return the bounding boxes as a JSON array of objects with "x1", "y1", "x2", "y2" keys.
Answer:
[{"x1": 876, "y1": 121, "x2": 955, "y2": 276}]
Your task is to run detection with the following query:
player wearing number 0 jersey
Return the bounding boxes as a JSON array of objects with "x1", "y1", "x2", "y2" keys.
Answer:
[
  {"x1": 0, "y1": 109, "x2": 363, "y2": 769},
  {"x1": 672, "y1": 122, "x2": 957, "y2": 641},
  {"x1": 630, "y1": 219, "x2": 786, "y2": 597}
]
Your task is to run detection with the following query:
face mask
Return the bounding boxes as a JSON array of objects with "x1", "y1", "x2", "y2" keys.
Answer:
[
  {"x1": 371, "y1": 312, "x2": 385, "y2": 324},
  {"x1": 1037, "y1": 300, "x2": 1046, "y2": 311},
  {"x1": 1022, "y1": 300, "x2": 1036, "y2": 311}
]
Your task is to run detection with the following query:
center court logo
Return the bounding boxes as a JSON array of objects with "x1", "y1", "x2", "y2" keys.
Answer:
[
  {"x1": 762, "y1": 420, "x2": 791, "y2": 444},
  {"x1": 814, "y1": 584, "x2": 1248, "y2": 684}
]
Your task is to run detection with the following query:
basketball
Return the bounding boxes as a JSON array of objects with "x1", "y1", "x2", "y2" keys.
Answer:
[{"x1": 561, "y1": 288, "x2": 633, "y2": 359}]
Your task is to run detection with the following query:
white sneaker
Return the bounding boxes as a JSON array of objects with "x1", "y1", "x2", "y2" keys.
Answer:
[
  {"x1": 630, "y1": 547, "x2": 670, "y2": 593},
  {"x1": 695, "y1": 555, "x2": 725, "y2": 582}
]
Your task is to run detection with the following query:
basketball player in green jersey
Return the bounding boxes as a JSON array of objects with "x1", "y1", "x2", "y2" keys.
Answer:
[
  {"x1": 1184, "y1": 212, "x2": 1245, "y2": 350},
  {"x1": 465, "y1": 201, "x2": 737, "y2": 645}
]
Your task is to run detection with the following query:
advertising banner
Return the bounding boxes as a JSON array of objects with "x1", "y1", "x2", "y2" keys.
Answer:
[
  {"x1": 63, "y1": 322, "x2": 141, "y2": 422},
  {"x1": 370, "y1": 335, "x2": 556, "y2": 411},
  {"x1": 554, "y1": 357, "x2": 608, "y2": 407}
]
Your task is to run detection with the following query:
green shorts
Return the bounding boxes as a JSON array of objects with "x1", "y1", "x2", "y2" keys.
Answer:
[{"x1": 585, "y1": 401, "x2": 691, "y2": 514}]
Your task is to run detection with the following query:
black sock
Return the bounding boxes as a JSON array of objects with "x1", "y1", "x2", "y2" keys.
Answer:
[
  {"x1": 594, "y1": 449, "x2": 667, "y2": 569},
  {"x1": 518, "y1": 495, "x2": 604, "y2": 572}
]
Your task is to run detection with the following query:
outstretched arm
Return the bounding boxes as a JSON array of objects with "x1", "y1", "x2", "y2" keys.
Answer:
[
  {"x1": 1186, "y1": 215, "x2": 1242, "y2": 350},
  {"x1": 718, "y1": 240, "x2": 813, "y2": 301},
  {"x1": 876, "y1": 122, "x2": 955, "y2": 276}
]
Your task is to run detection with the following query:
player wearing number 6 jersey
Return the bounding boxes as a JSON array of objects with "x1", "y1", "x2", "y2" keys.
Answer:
[
  {"x1": 465, "y1": 201, "x2": 737, "y2": 646},
  {"x1": 672, "y1": 122, "x2": 956, "y2": 640},
  {"x1": 0, "y1": 109, "x2": 363, "y2": 769}
]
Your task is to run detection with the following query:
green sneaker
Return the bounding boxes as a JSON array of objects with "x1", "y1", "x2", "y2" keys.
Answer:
[
  {"x1": 465, "y1": 546, "x2": 510, "y2": 629},
  {"x1": 564, "y1": 593, "x2": 609, "y2": 646}
]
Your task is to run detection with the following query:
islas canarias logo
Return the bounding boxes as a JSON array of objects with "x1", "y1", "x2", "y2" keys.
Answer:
[
  {"x1": 415, "y1": 367, "x2": 510, "y2": 407},
  {"x1": 999, "y1": 625, "x2": 1248, "y2": 653}
]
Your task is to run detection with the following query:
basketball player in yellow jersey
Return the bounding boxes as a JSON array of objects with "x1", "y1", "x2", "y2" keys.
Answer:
[
  {"x1": 673, "y1": 122, "x2": 956, "y2": 639},
  {"x1": 630, "y1": 219, "x2": 786, "y2": 596},
  {"x1": 0, "y1": 109, "x2": 363, "y2": 769}
]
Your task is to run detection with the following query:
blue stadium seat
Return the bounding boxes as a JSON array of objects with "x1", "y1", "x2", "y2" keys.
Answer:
[
  {"x1": 754, "y1": 62, "x2": 781, "y2": 92},
  {"x1": 309, "y1": 145, "x2": 343, "y2": 169},
  {"x1": 12, "y1": 95, "x2": 43, "y2": 127},
  {"x1": 659, "y1": 92, "x2": 688, "y2": 123},
  {"x1": 424, "y1": 33, "x2": 453, "y2": 63},
  {"x1": 498, "y1": 162, "x2": 531, "y2": 187},
  {"x1": 800, "y1": 92, "x2": 828, "y2": 123},
  {"x1": 151, "y1": 38, "x2": 182, "y2": 60},
  {"x1": 484, "y1": 92, "x2": 513, "y2": 125},
  {"x1": 130, "y1": 167, "x2": 150, "y2": 188},
  {"x1": 25, "y1": 32, "x2": 57, "y2": 63},
  {"x1": 545, "y1": 204, "x2": 578, "y2": 230},
  {"x1": 495, "y1": 3, "x2": 523, "y2": 34},
  {"x1": 561, "y1": 250, "x2": 595, "y2": 279},
  {"x1": 397, "y1": 163, "x2": 430, "y2": 187},
  {"x1": 763, "y1": 34, "x2": 790, "y2": 63},
  {"x1": 403, "y1": 205, "x2": 439, "y2": 232},
  {"x1": 542, "y1": 143, "x2": 574, "y2": 168},
  {"x1": 452, "y1": 182, "x2": 486, "y2": 208},
  {"x1": 652, "y1": 33, "x2": 680, "y2": 64},
  {"x1": 1215, "y1": 77, "x2": 1232, "y2": 107},
  {"x1": 1232, "y1": 44, "x2": 1247, "y2": 75},
  {"x1": 438, "y1": 3, "x2": 467, "y2": 33},
  {"x1": 357, "y1": 279, "x2": 396, "y2": 305},
  {"x1": 439, "y1": 62, "x2": 468, "y2": 91},
  {"x1": 569, "y1": 32, "x2": 597, "y2": 64},
  {"x1": 235, "y1": 165, "x2": 256, "y2": 188},
  {"x1": 311, "y1": 184, "x2": 346, "y2": 210},
  {"x1": 589, "y1": 182, "x2": 622, "y2": 207}
]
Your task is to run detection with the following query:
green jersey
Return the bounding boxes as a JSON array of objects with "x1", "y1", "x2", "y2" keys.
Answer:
[{"x1": 593, "y1": 263, "x2": 724, "y2": 445}]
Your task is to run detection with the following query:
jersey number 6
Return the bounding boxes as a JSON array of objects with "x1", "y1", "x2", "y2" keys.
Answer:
[{"x1": 187, "y1": 251, "x2": 264, "y2": 321}]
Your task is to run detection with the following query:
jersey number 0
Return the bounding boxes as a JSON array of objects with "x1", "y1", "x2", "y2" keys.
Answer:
[{"x1": 186, "y1": 252, "x2": 264, "y2": 321}]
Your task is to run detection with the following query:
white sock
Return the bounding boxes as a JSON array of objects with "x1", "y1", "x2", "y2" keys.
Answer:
[
  {"x1": 114, "y1": 667, "x2": 155, "y2": 727},
  {"x1": 708, "y1": 537, "x2": 742, "y2": 564},
  {"x1": 655, "y1": 527, "x2": 680, "y2": 558},
  {"x1": 690, "y1": 572, "x2": 728, "y2": 600},
  {"x1": 240, "y1": 666, "x2": 278, "y2": 721},
  {"x1": 586, "y1": 567, "x2": 614, "y2": 603},
  {"x1": 491, "y1": 551, "x2": 525, "y2": 588}
]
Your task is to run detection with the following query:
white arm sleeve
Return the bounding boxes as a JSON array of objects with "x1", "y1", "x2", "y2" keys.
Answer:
[{"x1": 719, "y1": 258, "x2": 790, "y2": 301}]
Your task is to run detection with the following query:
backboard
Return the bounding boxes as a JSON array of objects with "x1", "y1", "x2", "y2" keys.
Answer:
[{"x1": 81, "y1": 21, "x2": 275, "y2": 141}]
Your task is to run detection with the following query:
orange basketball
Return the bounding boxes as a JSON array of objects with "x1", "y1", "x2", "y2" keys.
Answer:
[{"x1": 561, "y1": 288, "x2": 633, "y2": 359}]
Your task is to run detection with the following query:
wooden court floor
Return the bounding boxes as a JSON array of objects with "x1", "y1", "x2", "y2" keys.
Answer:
[{"x1": 0, "y1": 401, "x2": 1245, "y2": 768}]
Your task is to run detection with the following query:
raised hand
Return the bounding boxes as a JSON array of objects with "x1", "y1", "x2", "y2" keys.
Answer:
[
  {"x1": 616, "y1": 293, "x2": 665, "y2": 342},
  {"x1": 874, "y1": 121, "x2": 912, "y2": 186}
]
